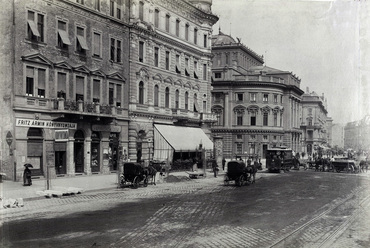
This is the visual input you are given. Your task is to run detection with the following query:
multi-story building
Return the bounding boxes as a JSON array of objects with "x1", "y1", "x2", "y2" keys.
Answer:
[
  {"x1": 344, "y1": 115, "x2": 370, "y2": 153},
  {"x1": 331, "y1": 123, "x2": 345, "y2": 148},
  {"x1": 210, "y1": 31, "x2": 304, "y2": 160},
  {"x1": 300, "y1": 88, "x2": 330, "y2": 156},
  {"x1": 0, "y1": 0, "x2": 130, "y2": 180},
  {"x1": 127, "y1": 0, "x2": 218, "y2": 163}
]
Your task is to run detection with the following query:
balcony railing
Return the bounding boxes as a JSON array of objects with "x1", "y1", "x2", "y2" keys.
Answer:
[{"x1": 53, "y1": 98, "x2": 113, "y2": 115}]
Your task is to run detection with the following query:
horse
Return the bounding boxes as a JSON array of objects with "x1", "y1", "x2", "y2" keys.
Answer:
[
  {"x1": 359, "y1": 160, "x2": 368, "y2": 173},
  {"x1": 245, "y1": 161, "x2": 258, "y2": 184},
  {"x1": 144, "y1": 166, "x2": 158, "y2": 185}
]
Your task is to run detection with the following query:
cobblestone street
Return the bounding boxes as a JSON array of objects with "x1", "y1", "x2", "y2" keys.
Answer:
[{"x1": 1, "y1": 171, "x2": 370, "y2": 248}]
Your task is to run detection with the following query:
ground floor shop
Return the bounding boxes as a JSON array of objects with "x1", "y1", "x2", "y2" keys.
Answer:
[{"x1": 12, "y1": 116, "x2": 128, "y2": 181}]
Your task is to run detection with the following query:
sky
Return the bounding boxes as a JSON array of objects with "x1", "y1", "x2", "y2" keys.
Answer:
[{"x1": 211, "y1": 0, "x2": 370, "y2": 124}]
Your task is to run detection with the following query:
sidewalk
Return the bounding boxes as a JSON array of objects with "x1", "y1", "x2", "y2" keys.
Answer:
[{"x1": 0, "y1": 169, "x2": 272, "y2": 202}]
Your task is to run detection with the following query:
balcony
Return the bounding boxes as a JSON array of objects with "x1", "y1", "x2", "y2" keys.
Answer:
[{"x1": 53, "y1": 98, "x2": 115, "y2": 117}]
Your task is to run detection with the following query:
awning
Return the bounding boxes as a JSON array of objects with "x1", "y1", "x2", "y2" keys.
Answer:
[
  {"x1": 58, "y1": 30, "x2": 71, "y2": 45},
  {"x1": 27, "y1": 20, "x2": 40, "y2": 37},
  {"x1": 77, "y1": 35, "x2": 89, "y2": 50},
  {"x1": 154, "y1": 124, "x2": 213, "y2": 152}
]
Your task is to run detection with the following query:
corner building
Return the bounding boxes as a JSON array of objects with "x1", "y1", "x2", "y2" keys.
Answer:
[
  {"x1": 0, "y1": 0, "x2": 130, "y2": 180},
  {"x1": 211, "y1": 32, "x2": 304, "y2": 159},
  {"x1": 127, "y1": 0, "x2": 218, "y2": 163}
]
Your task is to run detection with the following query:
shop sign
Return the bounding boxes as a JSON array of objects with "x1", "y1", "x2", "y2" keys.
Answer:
[
  {"x1": 55, "y1": 129, "x2": 69, "y2": 141},
  {"x1": 92, "y1": 124, "x2": 121, "y2": 133},
  {"x1": 16, "y1": 118, "x2": 77, "y2": 129}
]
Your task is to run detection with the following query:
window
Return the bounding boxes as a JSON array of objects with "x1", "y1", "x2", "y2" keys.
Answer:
[
  {"x1": 215, "y1": 72, "x2": 221, "y2": 78},
  {"x1": 154, "y1": 9, "x2": 159, "y2": 28},
  {"x1": 116, "y1": 84, "x2": 122, "y2": 107},
  {"x1": 139, "y1": 1, "x2": 144, "y2": 21},
  {"x1": 165, "y1": 14, "x2": 170, "y2": 32},
  {"x1": 165, "y1": 51, "x2": 170, "y2": 70},
  {"x1": 194, "y1": 93, "x2": 199, "y2": 112},
  {"x1": 154, "y1": 47, "x2": 159, "y2": 67},
  {"x1": 26, "y1": 66, "x2": 46, "y2": 98},
  {"x1": 263, "y1": 112, "x2": 268, "y2": 126},
  {"x1": 225, "y1": 53, "x2": 229, "y2": 64},
  {"x1": 175, "y1": 55, "x2": 181, "y2": 74},
  {"x1": 274, "y1": 113, "x2": 278, "y2": 126},
  {"x1": 250, "y1": 93, "x2": 256, "y2": 102},
  {"x1": 27, "y1": 10, "x2": 44, "y2": 42},
  {"x1": 185, "y1": 24, "x2": 189, "y2": 41},
  {"x1": 92, "y1": 79, "x2": 100, "y2": 103},
  {"x1": 138, "y1": 81, "x2": 144, "y2": 104},
  {"x1": 76, "y1": 76, "x2": 84, "y2": 101},
  {"x1": 236, "y1": 143, "x2": 243, "y2": 154},
  {"x1": 175, "y1": 90, "x2": 179, "y2": 109},
  {"x1": 249, "y1": 143, "x2": 255, "y2": 155},
  {"x1": 274, "y1": 94, "x2": 278, "y2": 103},
  {"x1": 57, "y1": 20, "x2": 71, "y2": 49},
  {"x1": 110, "y1": 1, "x2": 114, "y2": 16},
  {"x1": 263, "y1": 135, "x2": 268, "y2": 141},
  {"x1": 273, "y1": 136, "x2": 277, "y2": 140},
  {"x1": 194, "y1": 60, "x2": 198, "y2": 79},
  {"x1": 165, "y1": 87, "x2": 170, "y2": 108},
  {"x1": 194, "y1": 28, "x2": 198, "y2": 44},
  {"x1": 203, "y1": 101, "x2": 206, "y2": 113},
  {"x1": 139, "y1": 41, "x2": 144, "y2": 62},
  {"x1": 308, "y1": 108, "x2": 313, "y2": 114},
  {"x1": 185, "y1": 58, "x2": 190, "y2": 76},
  {"x1": 93, "y1": 32, "x2": 102, "y2": 57},
  {"x1": 57, "y1": 72, "x2": 67, "y2": 99},
  {"x1": 110, "y1": 38, "x2": 122, "y2": 63},
  {"x1": 176, "y1": 19, "x2": 180, "y2": 37},
  {"x1": 109, "y1": 83, "x2": 114, "y2": 105},
  {"x1": 185, "y1": 91, "x2": 188, "y2": 110},
  {"x1": 250, "y1": 112, "x2": 256, "y2": 126},
  {"x1": 237, "y1": 112, "x2": 243, "y2": 126},
  {"x1": 250, "y1": 135, "x2": 256, "y2": 140},
  {"x1": 94, "y1": 0, "x2": 100, "y2": 11},
  {"x1": 154, "y1": 85, "x2": 159, "y2": 107},
  {"x1": 203, "y1": 64, "x2": 207, "y2": 80},
  {"x1": 76, "y1": 26, "x2": 88, "y2": 54},
  {"x1": 237, "y1": 134, "x2": 242, "y2": 140},
  {"x1": 263, "y1": 94, "x2": 268, "y2": 103},
  {"x1": 203, "y1": 34, "x2": 207, "y2": 48},
  {"x1": 236, "y1": 93, "x2": 243, "y2": 102},
  {"x1": 108, "y1": 83, "x2": 122, "y2": 107}
]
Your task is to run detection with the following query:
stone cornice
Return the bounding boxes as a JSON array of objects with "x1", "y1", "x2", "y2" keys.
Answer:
[
  {"x1": 211, "y1": 128, "x2": 285, "y2": 134},
  {"x1": 212, "y1": 44, "x2": 264, "y2": 64}
]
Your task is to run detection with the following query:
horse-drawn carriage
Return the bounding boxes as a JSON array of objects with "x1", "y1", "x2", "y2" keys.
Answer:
[
  {"x1": 224, "y1": 160, "x2": 256, "y2": 186},
  {"x1": 266, "y1": 148, "x2": 293, "y2": 172},
  {"x1": 331, "y1": 159, "x2": 357, "y2": 173},
  {"x1": 119, "y1": 163, "x2": 148, "y2": 188}
]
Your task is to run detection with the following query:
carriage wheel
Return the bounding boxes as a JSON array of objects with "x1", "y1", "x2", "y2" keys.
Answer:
[
  {"x1": 143, "y1": 176, "x2": 148, "y2": 187},
  {"x1": 224, "y1": 175, "x2": 230, "y2": 186},
  {"x1": 119, "y1": 176, "x2": 126, "y2": 188},
  {"x1": 132, "y1": 176, "x2": 139, "y2": 189},
  {"x1": 236, "y1": 175, "x2": 244, "y2": 187}
]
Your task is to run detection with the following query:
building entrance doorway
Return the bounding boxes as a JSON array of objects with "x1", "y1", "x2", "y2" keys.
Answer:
[
  {"x1": 74, "y1": 130, "x2": 85, "y2": 173},
  {"x1": 91, "y1": 132, "x2": 100, "y2": 173},
  {"x1": 55, "y1": 151, "x2": 66, "y2": 174}
]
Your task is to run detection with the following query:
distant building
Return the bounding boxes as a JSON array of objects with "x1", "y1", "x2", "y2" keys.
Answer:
[
  {"x1": 210, "y1": 31, "x2": 304, "y2": 159},
  {"x1": 0, "y1": 0, "x2": 130, "y2": 180},
  {"x1": 344, "y1": 115, "x2": 370, "y2": 153},
  {"x1": 330, "y1": 123, "x2": 345, "y2": 148},
  {"x1": 300, "y1": 88, "x2": 330, "y2": 156}
]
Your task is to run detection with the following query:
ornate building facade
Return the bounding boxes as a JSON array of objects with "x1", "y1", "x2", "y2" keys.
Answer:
[
  {"x1": 300, "y1": 88, "x2": 331, "y2": 156},
  {"x1": 210, "y1": 31, "x2": 304, "y2": 159},
  {"x1": 127, "y1": 0, "x2": 218, "y2": 163},
  {"x1": 0, "y1": 0, "x2": 130, "y2": 180},
  {"x1": 344, "y1": 115, "x2": 370, "y2": 153}
]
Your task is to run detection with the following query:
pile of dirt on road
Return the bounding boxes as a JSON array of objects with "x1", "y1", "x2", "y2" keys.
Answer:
[{"x1": 164, "y1": 175, "x2": 191, "y2": 183}]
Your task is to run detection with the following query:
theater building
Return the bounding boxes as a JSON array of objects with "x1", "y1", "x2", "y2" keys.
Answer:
[
  {"x1": 127, "y1": 0, "x2": 218, "y2": 164},
  {"x1": 210, "y1": 31, "x2": 304, "y2": 159},
  {"x1": 0, "y1": 0, "x2": 130, "y2": 180}
]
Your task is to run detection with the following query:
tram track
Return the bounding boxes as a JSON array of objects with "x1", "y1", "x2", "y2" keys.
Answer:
[{"x1": 268, "y1": 185, "x2": 369, "y2": 248}]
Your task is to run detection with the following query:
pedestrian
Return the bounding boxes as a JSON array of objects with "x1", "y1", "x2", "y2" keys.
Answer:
[
  {"x1": 212, "y1": 160, "x2": 219, "y2": 178},
  {"x1": 23, "y1": 166, "x2": 32, "y2": 186},
  {"x1": 222, "y1": 157, "x2": 226, "y2": 171}
]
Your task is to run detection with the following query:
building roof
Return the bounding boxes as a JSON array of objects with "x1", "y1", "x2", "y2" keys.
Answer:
[{"x1": 211, "y1": 31, "x2": 236, "y2": 45}]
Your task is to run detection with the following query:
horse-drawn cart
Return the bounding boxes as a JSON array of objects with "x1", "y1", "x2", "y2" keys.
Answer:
[
  {"x1": 119, "y1": 163, "x2": 148, "y2": 188},
  {"x1": 331, "y1": 159, "x2": 356, "y2": 173},
  {"x1": 224, "y1": 160, "x2": 252, "y2": 186}
]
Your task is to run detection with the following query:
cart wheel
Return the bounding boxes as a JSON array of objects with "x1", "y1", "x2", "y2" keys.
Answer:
[
  {"x1": 143, "y1": 177, "x2": 148, "y2": 187},
  {"x1": 132, "y1": 176, "x2": 139, "y2": 189},
  {"x1": 224, "y1": 175, "x2": 229, "y2": 186}
]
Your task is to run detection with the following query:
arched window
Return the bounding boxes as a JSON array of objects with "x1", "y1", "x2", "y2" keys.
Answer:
[
  {"x1": 165, "y1": 87, "x2": 170, "y2": 108},
  {"x1": 194, "y1": 93, "x2": 199, "y2": 112},
  {"x1": 185, "y1": 91, "x2": 189, "y2": 110},
  {"x1": 139, "y1": 1, "x2": 144, "y2": 21},
  {"x1": 175, "y1": 89, "x2": 179, "y2": 109},
  {"x1": 139, "y1": 81, "x2": 144, "y2": 104},
  {"x1": 154, "y1": 85, "x2": 159, "y2": 107}
]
